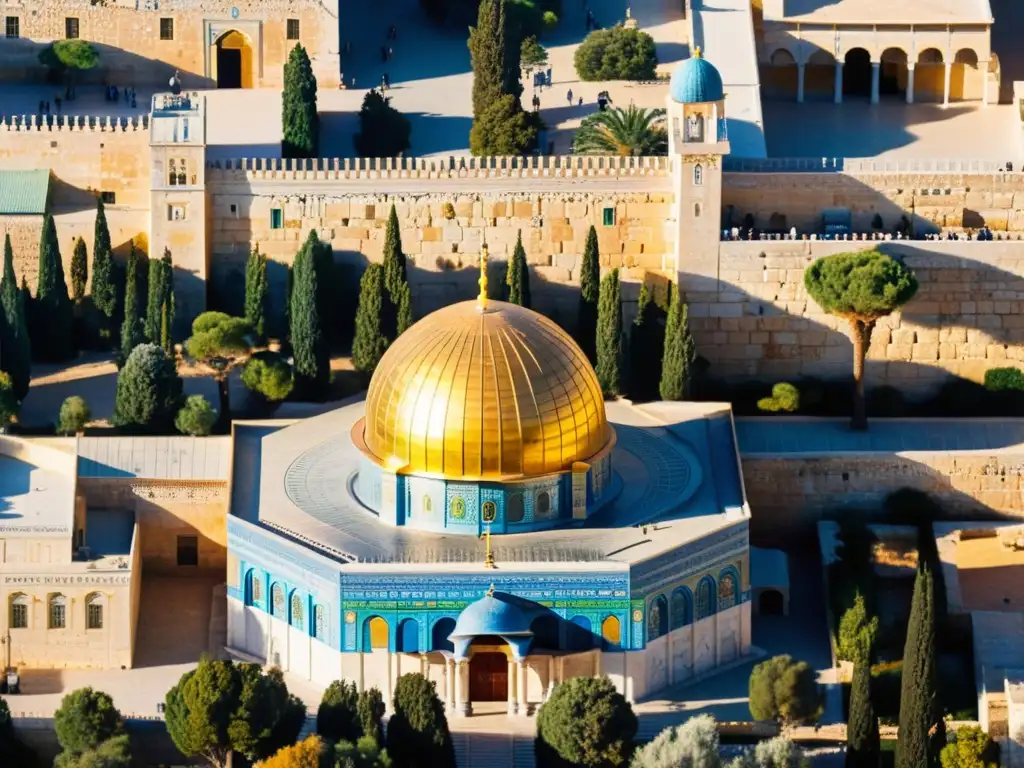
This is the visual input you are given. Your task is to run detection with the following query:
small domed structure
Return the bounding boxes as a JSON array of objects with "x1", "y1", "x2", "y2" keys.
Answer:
[
  {"x1": 451, "y1": 590, "x2": 533, "y2": 639},
  {"x1": 670, "y1": 48, "x2": 724, "y2": 104}
]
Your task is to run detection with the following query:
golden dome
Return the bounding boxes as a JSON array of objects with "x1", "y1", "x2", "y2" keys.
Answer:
[{"x1": 359, "y1": 299, "x2": 609, "y2": 479}]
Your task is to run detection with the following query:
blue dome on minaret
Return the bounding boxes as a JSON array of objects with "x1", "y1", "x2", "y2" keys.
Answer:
[{"x1": 670, "y1": 48, "x2": 724, "y2": 103}]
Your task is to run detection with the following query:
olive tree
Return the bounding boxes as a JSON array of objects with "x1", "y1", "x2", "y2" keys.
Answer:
[{"x1": 803, "y1": 250, "x2": 917, "y2": 430}]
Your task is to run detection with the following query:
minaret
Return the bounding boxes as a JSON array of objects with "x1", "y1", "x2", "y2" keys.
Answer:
[{"x1": 666, "y1": 48, "x2": 730, "y2": 295}]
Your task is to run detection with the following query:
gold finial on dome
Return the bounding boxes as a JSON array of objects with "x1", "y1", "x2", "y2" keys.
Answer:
[
  {"x1": 486, "y1": 583, "x2": 496, "y2": 597},
  {"x1": 693, "y1": 46, "x2": 702, "y2": 58},
  {"x1": 477, "y1": 242, "x2": 489, "y2": 311}
]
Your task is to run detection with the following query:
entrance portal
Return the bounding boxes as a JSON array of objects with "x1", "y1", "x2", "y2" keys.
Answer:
[
  {"x1": 215, "y1": 30, "x2": 252, "y2": 89},
  {"x1": 469, "y1": 652, "x2": 508, "y2": 702},
  {"x1": 843, "y1": 48, "x2": 872, "y2": 98}
]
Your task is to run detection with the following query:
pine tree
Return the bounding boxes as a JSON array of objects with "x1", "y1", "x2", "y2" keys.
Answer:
[
  {"x1": 577, "y1": 225, "x2": 600, "y2": 362},
  {"x1": 660, "y1": 283, "x2": 696, "y2": 401},
  {"x1": 505, "y1": 231, "x2": 532, "y2": 308},
  {"x1": 596, "y1": 268, "x2": 622, "y2": 398},
  {"x1": 896, "y1": 560, "x2": 937, "y2": 768},
  {"x1": 35, "y1": 212, "x2": 76, "y2": 362},
  {"x1": 352, "y1": 263, "x2": 390, "y2": 378},
  {"x1": 70, "y1": 236, "x2": 88, "y2": 303},
  {"x1": 0, "y1": 234, "x2": 31, "y2": 400},
  {"x1": 381, "y1": 204, "x2": 412, "y2": 337},
  {"x1": 289, "y1": 231, "x2": 330, "y2": 400},
  {"x1": 847, "y1": 659, "x2": 880, "y2": 768},
  {"x1": 282, "y1": 43, "x2": 320, "y2": 159},
  {"x1": 120, "y1": 241, "x2": 146, "y2": 363},
  {"x1": 146, "y1": 248, "x2": 174, "y2": 353},
  {"x1": 91, "y1": 196, "x2": 117, "y2": 344},
  {"x1": 629, "y1": 282, "x2": 664, "y2": 402},
  {"x1": 244, "y1": 246, "x2": 269, "y2": 341}
]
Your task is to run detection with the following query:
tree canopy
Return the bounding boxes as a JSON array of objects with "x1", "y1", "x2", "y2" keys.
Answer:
[
  {"x1": 39, "y1": 40, "x2": 99, "y2": 71},
  {"x1": 939, "y1": 725, "x2": 999, "y2": 768},
  {"x1": 145, "y1": 248, "x2": 174, "y2": 353},
  {"x1": 535, "y1": 676, "x2": 637, "y2": 768},
  {"x1": 577, "y1": 225, "x2": 600, "y2": 363},
  {"x1": 747, "y1": 655, "x2": 823, "y2": 726},
  {"x1": 352, "y1": 264, "x2": 391, "y2": 379},
  {"x1": 574, "y1": 27, "x2": 657, "y2": 81},
  {"x1": 0, "y1": 372, "x2": 17, "y2": 428},
  {"x1": 470, "y1": 93, "x2": 539, "y2": 156},
  {"x1": 112, "y1": 343, "x2": 183, "y2": 433},
  {"x1": 317, "y1": 680, "x2": 361, "y2": 744},
  {"x1": 70, "y1": 237, "x2": 88, "y2": 303},
  {"x1": 354, "y1": 91, "x2": 412, "y2": 159},
  {"x1": 119, "y1": 241, "x2": 146, "y2": 364},
  {"x1": 385, "y1": 673, "x2": 455, "y2": 768},
  {"x1": 57, "y1": 395, "x2": 91, "y2": 435},
  {"x1": 244, "y1": 246, "x2": 269, "y2": 341},
  {"x1": 520, "y1": 35, "x2": 548, "y2": 74},
  {"x1": 659, "y1": 283, "x2": 695, "y2": 401},
  {"x1": 53, "y1": 688, "x2": 124, "y2": 757},
  {"x1": 896, "y1": 560, "x2": 937, "y2": 768},
  {"x1": 506, "y1": 231, "x2": 532, "y2": 307},
  {"x1": 0, "y1": 233, "x2": 31, "y2": 400},
  {"x1": 242, "y1": 351, "x2": 294, "y2": 406},
  {"x1": 282, "y1": 43, "x2": 320, "y2": 158},
  {"x1": 595, "y1": 268, "x2": 623, "y2": 397},
  {"x1": 175, "y1": 394, "x2": 217, "y2": 436},
  {"x1": 185, "y1": 311, "x2": 254, "y2": 422},
  {"x1": 290, "y1": 231, "x2": 331, "y2": 400},
  {"x1": 90, "y1": 197, "x2": 117, "y2": 344},
  {"x1": 572, "y1": 106, "x2": 667, "y2": 157},
  {"x1": 35, "y1": 212, "x2": 76, "y2": 362}
]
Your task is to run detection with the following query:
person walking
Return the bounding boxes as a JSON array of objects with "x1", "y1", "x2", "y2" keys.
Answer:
[{"x1": 566, "y1": 88, "x2": 573, "y2": 105}]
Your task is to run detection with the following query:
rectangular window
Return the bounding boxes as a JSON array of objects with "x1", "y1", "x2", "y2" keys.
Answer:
[
  {"x1": 286, "y1": 19, "x2": 300, "y2": 40},
  {"x1": 168, "y1": 203, "x2": 186, "y2": 221},
  {"x1": 100, "y1": 191, "x2": 115, "y2": 205},
  {"x1": 65, "y1": 17, "x2": 79, "y2": 39},
  {"x1": 49, "y1": 602, "x2": 66, "y2": 629},
  {"x1": 159, "y1": 18, "x2": 173, "y2": 40},
  {"x1": 87, "y1": 603, "x2": 103, "y2": 630},
  {"x1": 602, "y1": 207, "x2": 616, "y2": 226},
  {"x1": 11, "y1": 604, "x2": 27, "y2": 629},
  {"x1": 177, "y1": 535, "x2": 198, "y2": 566},
  {"x1": 5, "y1": 16, "x2": 19, "y2": 39},
  {"x1": 270, "y1": 208, "x2": 283, "y2": 229}
]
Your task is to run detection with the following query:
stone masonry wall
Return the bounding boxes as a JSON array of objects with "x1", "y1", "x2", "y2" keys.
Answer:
[
  {"x1": 689, "y1": 240, "x2": 1024, "y2": 394},
  {"x1": 723, "y1": 171, "x2": 1024, "y2": 233}
]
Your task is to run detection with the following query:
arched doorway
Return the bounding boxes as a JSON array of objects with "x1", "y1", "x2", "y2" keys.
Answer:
[
  {"x1": 766, "y1": 48, "x2": 798, "y2": 100},
  {"x1": 397, "y1": 618, "x2": 420, "y2": 652},
  {"x1": 215, "y1": 30, "x2": 253, "y2": 89},
  {"x1": 879, "y1": 48, "x2": 908, "y2": 97},
  {"x1": 916, "y1": 48, "x2": 945, "y2": 102},
  {"x1": 759, "y1": 589, "x2": 784, "y2": 615},
  {"x1": 601, "y1": 615, "x2": 621, "y2": 649},
  {"x1": 953, "y1": 49, "x2": 979, "y2": 101},
  {"x1": 843, "y1": 48, "x2": 872, "y2": 98},
  {"x1": 469, "y1": 636, "x2": 509, "y2": 702},
  {"x1": 432, "y1": 617, "x2": 456, "y2": 652},
  {"x1": 806, "y1": 49, "x2": 836, "y2": 100}
]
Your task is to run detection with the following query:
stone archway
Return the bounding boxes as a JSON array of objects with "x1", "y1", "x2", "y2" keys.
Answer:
[
  {"x1": 214, "y1": 30, "x2": 253, "y2": 89},
  {"x1": 765, "y1": 48, "x2": 798, "y2": 100},
  {"x1": 879, "y1": 48, "x2": 908, "y2": 98},
  {"x1": 843, "y1": 47, "x2": 872, "y2": 98},
  {"x1": 952, "y1": 48, "x2": 980, "y2": 101}
]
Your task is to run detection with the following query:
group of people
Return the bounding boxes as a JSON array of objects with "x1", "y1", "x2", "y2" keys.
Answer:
[
  {"x1": 339, "y1": 24, "x2": 399, "y2": 91},
  {"x1": 105, "y1": 84, "x2": 138, "y2": 108}
]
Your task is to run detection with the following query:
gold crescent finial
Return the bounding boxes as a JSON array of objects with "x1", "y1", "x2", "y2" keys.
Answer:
[
  {"x1": 486, "y1": 583, "x2": 496, "y2": 597},
  {"x1": 477, "y1": 242, "x2": 489, "y2": 310},
  {"x1": 694, "y1": 46, "x2": 702, "y2": 59}
]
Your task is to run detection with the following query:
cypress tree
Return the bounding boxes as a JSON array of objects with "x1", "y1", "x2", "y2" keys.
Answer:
[
  {"x1": 35, "y1": 213, "x2": 75, "y2": 362},
  {"x1": 145, "y1": 248, "x2": 174, "y2": 351},
  {"x1": 0, "y1": 234, "x2": 31, "y2": 400},
  {"x1": 595, "y1": 268, "x2": 622, "y2": 398},
  {"x1": 469, "y1": 0, "x2": 505, "y2": 120},
  {"x1": 282, "y1": 43, "x2": 320, "y2": 159},
  {"x1": 382, "y1": 204, "x2": 411, "y2": 337},
  {"x1": 313, "y1": 237, "x2": 337, "y2": 348},
  {"x1": 506, "y1": 231, "x2": 531, "y2": 308},
  {"x1": 577, "y1": 225, "x2": 600, "y2": 362},
  {"x1": 629, "y1": 282, "x2": 664, "y2": 402},
  {"x1": 659, "y1": 283, "x2": 696, "y2": 401},
  {"x1": 395, "y1": 281, "x2": 413, "y2": 340},
  {"x1": 70, "y1": 236, "x2": 88, "y2": 304},
  {"x1": 289, "y1": 231, "x2": 329, "y2": 400},
  {"x1": 244, "y1": 246, "x2": 269, "y2": 341},
  {"x1": 352, "y1": 263, "x2": 389, "y2": 378},
  {"x1": 120, "y1": 241, "x2": 146, "y2": 363},
  {"x1": 846, "y1": 658, "x2": 880, "y2": 768},
  {"x1": 91, "y1": 197, "x2": 117, "y2": 343},
  {"x1": 895, "y1": 560, "x2": 937, "y2": 768}
]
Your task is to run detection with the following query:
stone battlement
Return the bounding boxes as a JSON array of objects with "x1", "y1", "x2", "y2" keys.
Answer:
[
  {"x1": 205, "y1": 154, "x2": 674, "y2": 181},
  {"x1": 0, "y1": 115, "x2": 150, "y2": 133}
]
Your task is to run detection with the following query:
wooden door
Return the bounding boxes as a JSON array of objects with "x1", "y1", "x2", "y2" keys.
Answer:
[{"x1": 469, "y1": 652, "x2": 508, "y2": 702}]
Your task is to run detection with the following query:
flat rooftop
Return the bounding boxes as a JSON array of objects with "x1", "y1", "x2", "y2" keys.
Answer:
[
  {"x1": 231, "y1": 399, "x2": 749, "y2": 567},
  {"x1": 767, "y1": 0, "x2": 993, "y2": 24},
  {"x1": 0, "y1": 455, "x2": 74, "y2": 537}
]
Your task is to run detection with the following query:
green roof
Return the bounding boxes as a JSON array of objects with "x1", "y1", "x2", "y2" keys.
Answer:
[{"x1": 0, "y1": 170, "x2": 50, "y2": 215}]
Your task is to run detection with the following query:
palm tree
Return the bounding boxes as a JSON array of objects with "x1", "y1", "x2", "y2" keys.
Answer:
[{"x1": 572, "y1": 104, "x2": 668, "y2": 156}]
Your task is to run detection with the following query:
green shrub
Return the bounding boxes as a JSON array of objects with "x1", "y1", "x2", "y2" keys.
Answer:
[
  {"x1": 53, "y1": 687, "x2": 124, "y2": 755},
  {"x1": 757, "y1": 382, "x2": 800, "y2": 413},
  {"x1": 241, "y1": 352, "x2": 294, "y2": 403},
  {"x1": 983, "y1": 367, "x2": 1024, "y2": 392},
  {"x1": 0, "y1": 371, "x2": 19, "y2": 427},
  {"x1": 317, "y1": 680, "x2": 360, "y2": 744},
  {"x1": 837, "y1": 593, "x2": 878, "y2": 664},
  {"x1": 748, "y1": 655, "x2": 824, "y2": 726},
  {"x1": 535, "y1": 676, "x2": 636, "y2": 767},
  {"x1": 939, "y1": 725, "x2": 998, "y2": 768},
  {"x1": 574, "y1": 27, "x2": 658, "y2": 82},
  {"x1": 57, "y1": 396, "x2": 91, "y2": 435},
  {"x1": 386, "y1": 674, "x2": 454, "y2": 768},
  {"x1": 542, "y1": 10, "x2": 558, "y2": 31},
  {"x1": 112, "y1": 343, "x2": 183, "y2": 433},
  {"x1": 175, "y1": 395, "x2": 217, "y2": 437}
]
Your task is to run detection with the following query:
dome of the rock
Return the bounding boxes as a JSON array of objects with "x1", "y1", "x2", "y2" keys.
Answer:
[{"x1": 358, "y1": 299, "x2": 610, "y2": 479}]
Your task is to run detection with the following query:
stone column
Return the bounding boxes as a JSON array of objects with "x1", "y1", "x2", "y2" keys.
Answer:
[
  {"x1": 454, "y1": 659, "x2": 471, "y2": 716},
  {"x1": 546, "y1": 656, "x2": 557, "y2": 701},
  {"x1": 870, "y1": 61, "x2": 880, "y2": 104},
  {"x1": 981, "y1": 62, "x2": 990, "y2": 106},
  {"x1": 445, "y1": 657, "x2": 456, "y2": 711},
  {"x1": 906, "y1": 63, "x2": 915, "y2": 104},
  {"x1": 796, "y1": 63, "x2": 805, "y2": 103},
  {"x1": 517, "y1": 659, "x2": 529, "y2": 716},
  {"x1": 833, "y1": 62, "x2": 844, "y2": 104},
  {"x1": 507, "y1": 659, "x2": 518, "y2": 715},
  {"x1": 943, "y1": 61, "x2": 952, "y2": 106}
]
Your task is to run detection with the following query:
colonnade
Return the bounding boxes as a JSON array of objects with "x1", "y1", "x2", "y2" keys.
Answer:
[{"x1": 439, "y1": 653, "x2": 586, "y2": 717}]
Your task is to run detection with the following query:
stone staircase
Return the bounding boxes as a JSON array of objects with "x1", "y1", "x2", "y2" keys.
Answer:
[{"x1": 452, "y1": 731, "x2": 536, "y2": 768}]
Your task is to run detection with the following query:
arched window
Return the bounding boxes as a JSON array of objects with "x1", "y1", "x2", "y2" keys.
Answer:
[
  {"x1": 718, "y1": 571, "x2": 738, "y2": 611},
  {"x1": 601, "y1": 615, "x2": 621, "y2": 648},
  {"x1": 432, "y1": 617, "x2": 456, "y2": 652},
  {"x1": 422, "y1": 495, "x2": 433, "y2": 515},
  {"x1": 9, "y1": 593, "x2": 29, "y2": 629},
  {"x1": 535, "y1": 491, "x2": 551, "y2": 517},
  {"x1": 177, "y1": 158, "x2": 187, "y2": 185},
  {"x1": 449, "y1": 497, "x2": 466, "y2": 520},
  {"x1": 250, "y1": 571, "x2": 263, "y2": 604},
  {"x1": 182, "y1": 117, "x2": 190, "y2": 142},
  {"x1": 49, "y1": 594, "x2": 67, "y2": 629},
  {"x1": 397, "y1": 618, "x2": 420, "y2": 652},
  {"x1": 168, "y1": 159, "x2": 177, "y2": 186},
  {"x1": 364, "y1": 616, "x2": 389, "y2": 650},
  {"x1": 695, "y1": 576, "x2": 716, "y2": 621},
  {"x1": 290, "y1": 592, "x2": 304, "y2": 628},
  {"x1": 647, "y1": 594, "x2": 668, "y2": 641},
  {"x1": 670, "y1": 587, "x2": 693, "y2": 629},
  {"x1": 482, "y1": 500, "x2": 497, "y2": 523},
  {"x1": 86, "y1": 593, "x2": 104, "y2": 630},
  {"x1": 694, "y1": 164, "x2": 703, "y2": 186},
  {"x1": 313, "y1": 605, "x2": 326, "y2": 639},
  {"x1": 271, "y1": 583, "x2": 285, "y2": 618},
  {"x1": 507, "y1": 493, "x2": 525, "y2": 523}
]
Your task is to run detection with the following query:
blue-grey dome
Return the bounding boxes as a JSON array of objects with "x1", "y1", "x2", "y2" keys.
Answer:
[
  {"x1": 670, "y1": 50, "x2": 724, "y2": 103},
  {"x1": 450, "y1": 592, "x2": 533, "y2": 638}
]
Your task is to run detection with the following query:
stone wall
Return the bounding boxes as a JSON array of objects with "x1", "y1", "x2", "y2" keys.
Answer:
[
  {"x1": 0, "y1": 0, "x2": 339, "y2": 88},
  {"x1": 689, "y1": 240, "x2": 1024, "y2": 393},
  {"x1": 723, "y1": 170, "x2": 1024, "y2": 233}
]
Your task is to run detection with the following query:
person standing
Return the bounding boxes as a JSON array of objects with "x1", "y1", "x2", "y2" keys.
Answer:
[{"x1": 566, "y1": 88, "x2": 573, "y2": 105}]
